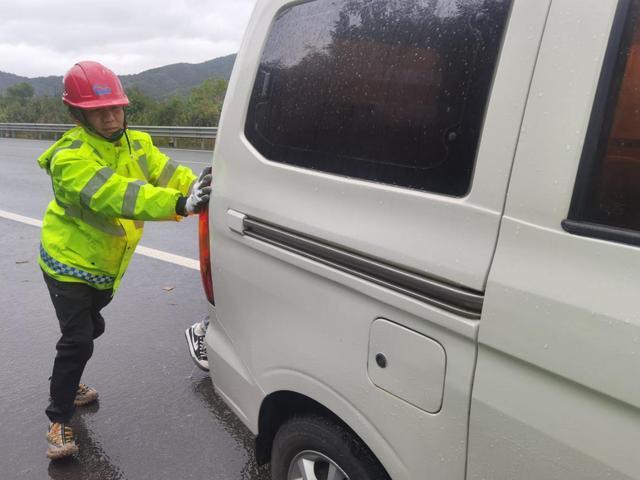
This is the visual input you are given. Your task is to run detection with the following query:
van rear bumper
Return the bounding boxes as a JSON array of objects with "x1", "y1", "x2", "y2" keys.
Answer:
[{"x1": 204, "y1": 304, "x2": 264, "y2": 435}]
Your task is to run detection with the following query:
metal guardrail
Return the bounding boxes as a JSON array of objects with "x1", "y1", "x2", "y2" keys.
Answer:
[
  {"x1": 0, "y1": 123, "x2": 217, "y2": 147},
  {"x1": 0, "y1": 123, "x2": 73, "y2": 134}
]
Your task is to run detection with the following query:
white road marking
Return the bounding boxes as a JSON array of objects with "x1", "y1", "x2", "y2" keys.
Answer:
[
  {"x1": 0, "y1": 209, "x2": 43, "y2": 227},
  {"x1": 0, "y1": 209, "x2": 199, "y2": 271},
  {"x1": 135, "y1": 246, "x2": 199, "y2": 270}
]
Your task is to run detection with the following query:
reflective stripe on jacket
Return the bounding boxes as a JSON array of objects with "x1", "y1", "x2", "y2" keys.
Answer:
[{"x1": 38, "y1": 127, "x2": 197, "y2": 291}]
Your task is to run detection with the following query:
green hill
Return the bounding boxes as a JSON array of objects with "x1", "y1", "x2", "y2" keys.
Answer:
[{"x1": 0, "y1": 54, "x2": 236, "y2": 99}]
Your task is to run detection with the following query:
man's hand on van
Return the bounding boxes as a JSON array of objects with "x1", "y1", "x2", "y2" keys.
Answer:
[{"x1": 177, "y1": 167, "x2": 212, "y2": 216}]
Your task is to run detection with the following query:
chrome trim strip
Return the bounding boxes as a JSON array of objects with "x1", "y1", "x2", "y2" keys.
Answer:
[{"x1": 242, "y1": 218, "x2": 483, "y2": 319}]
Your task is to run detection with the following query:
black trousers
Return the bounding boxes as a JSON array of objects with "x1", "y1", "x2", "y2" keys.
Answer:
[{"x1": 43, "y1": 272, "x2": 113, "y2": 423}]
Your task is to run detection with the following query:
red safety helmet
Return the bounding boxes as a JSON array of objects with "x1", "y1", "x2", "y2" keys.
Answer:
[{"x1": 62, "y1": 61, "x2": 129, "y2": 109}]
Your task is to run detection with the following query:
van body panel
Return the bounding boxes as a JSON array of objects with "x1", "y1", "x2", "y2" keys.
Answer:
[
  {"x1": 480, "y1": 221, "x2": 640, "y2": 407},
  {"x1": 210, "y1": 223, "x2": 479, "y2": 478},
  {"x1": 205, "y1": 305, "x2": 263, "y2": 431},
  {"x1": 468, "y1": 345, "x2": 639, "y2": 480},
  {"x1": 469, "y1": 1, "x2": 640, "y2": 478}
]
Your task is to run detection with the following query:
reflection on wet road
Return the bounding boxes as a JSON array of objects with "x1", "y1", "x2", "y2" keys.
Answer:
[{"x1": 45, "y1": 378, "x2": 268, "y2": 480}]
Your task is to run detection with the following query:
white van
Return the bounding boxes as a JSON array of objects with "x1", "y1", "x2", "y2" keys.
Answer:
[{"x1": 198, "y1": 0, "x2": 640, "y2": 478}]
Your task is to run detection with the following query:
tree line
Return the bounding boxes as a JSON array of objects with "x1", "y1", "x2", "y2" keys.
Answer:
[{"x1": 0, "y1": 78, "x2": 228, "y2": 126}]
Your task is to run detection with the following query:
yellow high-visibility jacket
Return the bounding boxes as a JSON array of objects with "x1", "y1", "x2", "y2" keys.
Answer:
[{"x1": 38, "y1": 127, "x2": 197, "y2": 291}]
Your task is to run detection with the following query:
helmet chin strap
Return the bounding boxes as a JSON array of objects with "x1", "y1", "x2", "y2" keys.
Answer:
[{"x1": 69, "y1": 107, "x2": 127, "y2": 142}]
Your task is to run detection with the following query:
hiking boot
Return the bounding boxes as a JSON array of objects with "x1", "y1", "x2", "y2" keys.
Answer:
[
  {"x1": 46, "y1": 422, "x2": 78, "y2": 459},
  {"x1": 185, "y1": 322, "x2": 209, "y2": 371},
  {"x1": 74, "y1": 383, "x2": 98, "y2": 406}
]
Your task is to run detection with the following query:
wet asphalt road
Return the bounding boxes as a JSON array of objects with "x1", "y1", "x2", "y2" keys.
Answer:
[{"x1": 0, "y1": 138, "x2": 270, "y2": 480}]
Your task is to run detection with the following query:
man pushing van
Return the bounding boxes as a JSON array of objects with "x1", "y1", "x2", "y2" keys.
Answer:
[{"x1": 38, "y1": 61, "x2": 211, "y2": 459}]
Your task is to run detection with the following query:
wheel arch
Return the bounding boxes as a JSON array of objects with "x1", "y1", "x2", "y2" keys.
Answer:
[
  {"x1": 255, "y1": 390, "x2": 340, "y2": 465},
  {"x1": 255, "y1": 389, "x2": 390, "y2": 480}
]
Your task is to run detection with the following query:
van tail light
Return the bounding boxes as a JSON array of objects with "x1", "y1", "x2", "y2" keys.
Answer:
[{"x1": 198, "y1": 209, "x2": 215, "y2": 305}]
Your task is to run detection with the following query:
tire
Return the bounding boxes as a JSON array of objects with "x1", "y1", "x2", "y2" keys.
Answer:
[{"x1": 270, "y1": 414, "x2": 390, "y2": 480}]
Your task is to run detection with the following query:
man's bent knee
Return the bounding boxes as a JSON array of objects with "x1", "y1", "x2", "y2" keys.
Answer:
[{"x1": 56, "y1": 339, "x2": 94, "y2": 363}]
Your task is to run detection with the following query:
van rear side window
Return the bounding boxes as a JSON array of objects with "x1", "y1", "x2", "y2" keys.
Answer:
[
  {"x1": 245, "y1": 0, "x2": 513, "y2": 196},
  {"x1": 565, "y1": 0, "x2": 640, "y2": 245}
]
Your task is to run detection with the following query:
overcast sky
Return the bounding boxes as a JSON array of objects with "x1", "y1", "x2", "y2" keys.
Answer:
[{"x1": 1, "y1": 0, "x2": 257, "y2": 78}]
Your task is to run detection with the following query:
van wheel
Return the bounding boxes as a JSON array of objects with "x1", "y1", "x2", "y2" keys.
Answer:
[{"x1": 270, "y1": 414, "x2": 389, "y2": 480}]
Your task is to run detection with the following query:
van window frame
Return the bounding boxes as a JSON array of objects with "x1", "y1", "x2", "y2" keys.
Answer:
[
  {"x1": 243, "y1": 0, "x2": 514, "y2": 198},
  {"x1": 563, "y1": 0, "x2": 640, "y2": 247}
]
